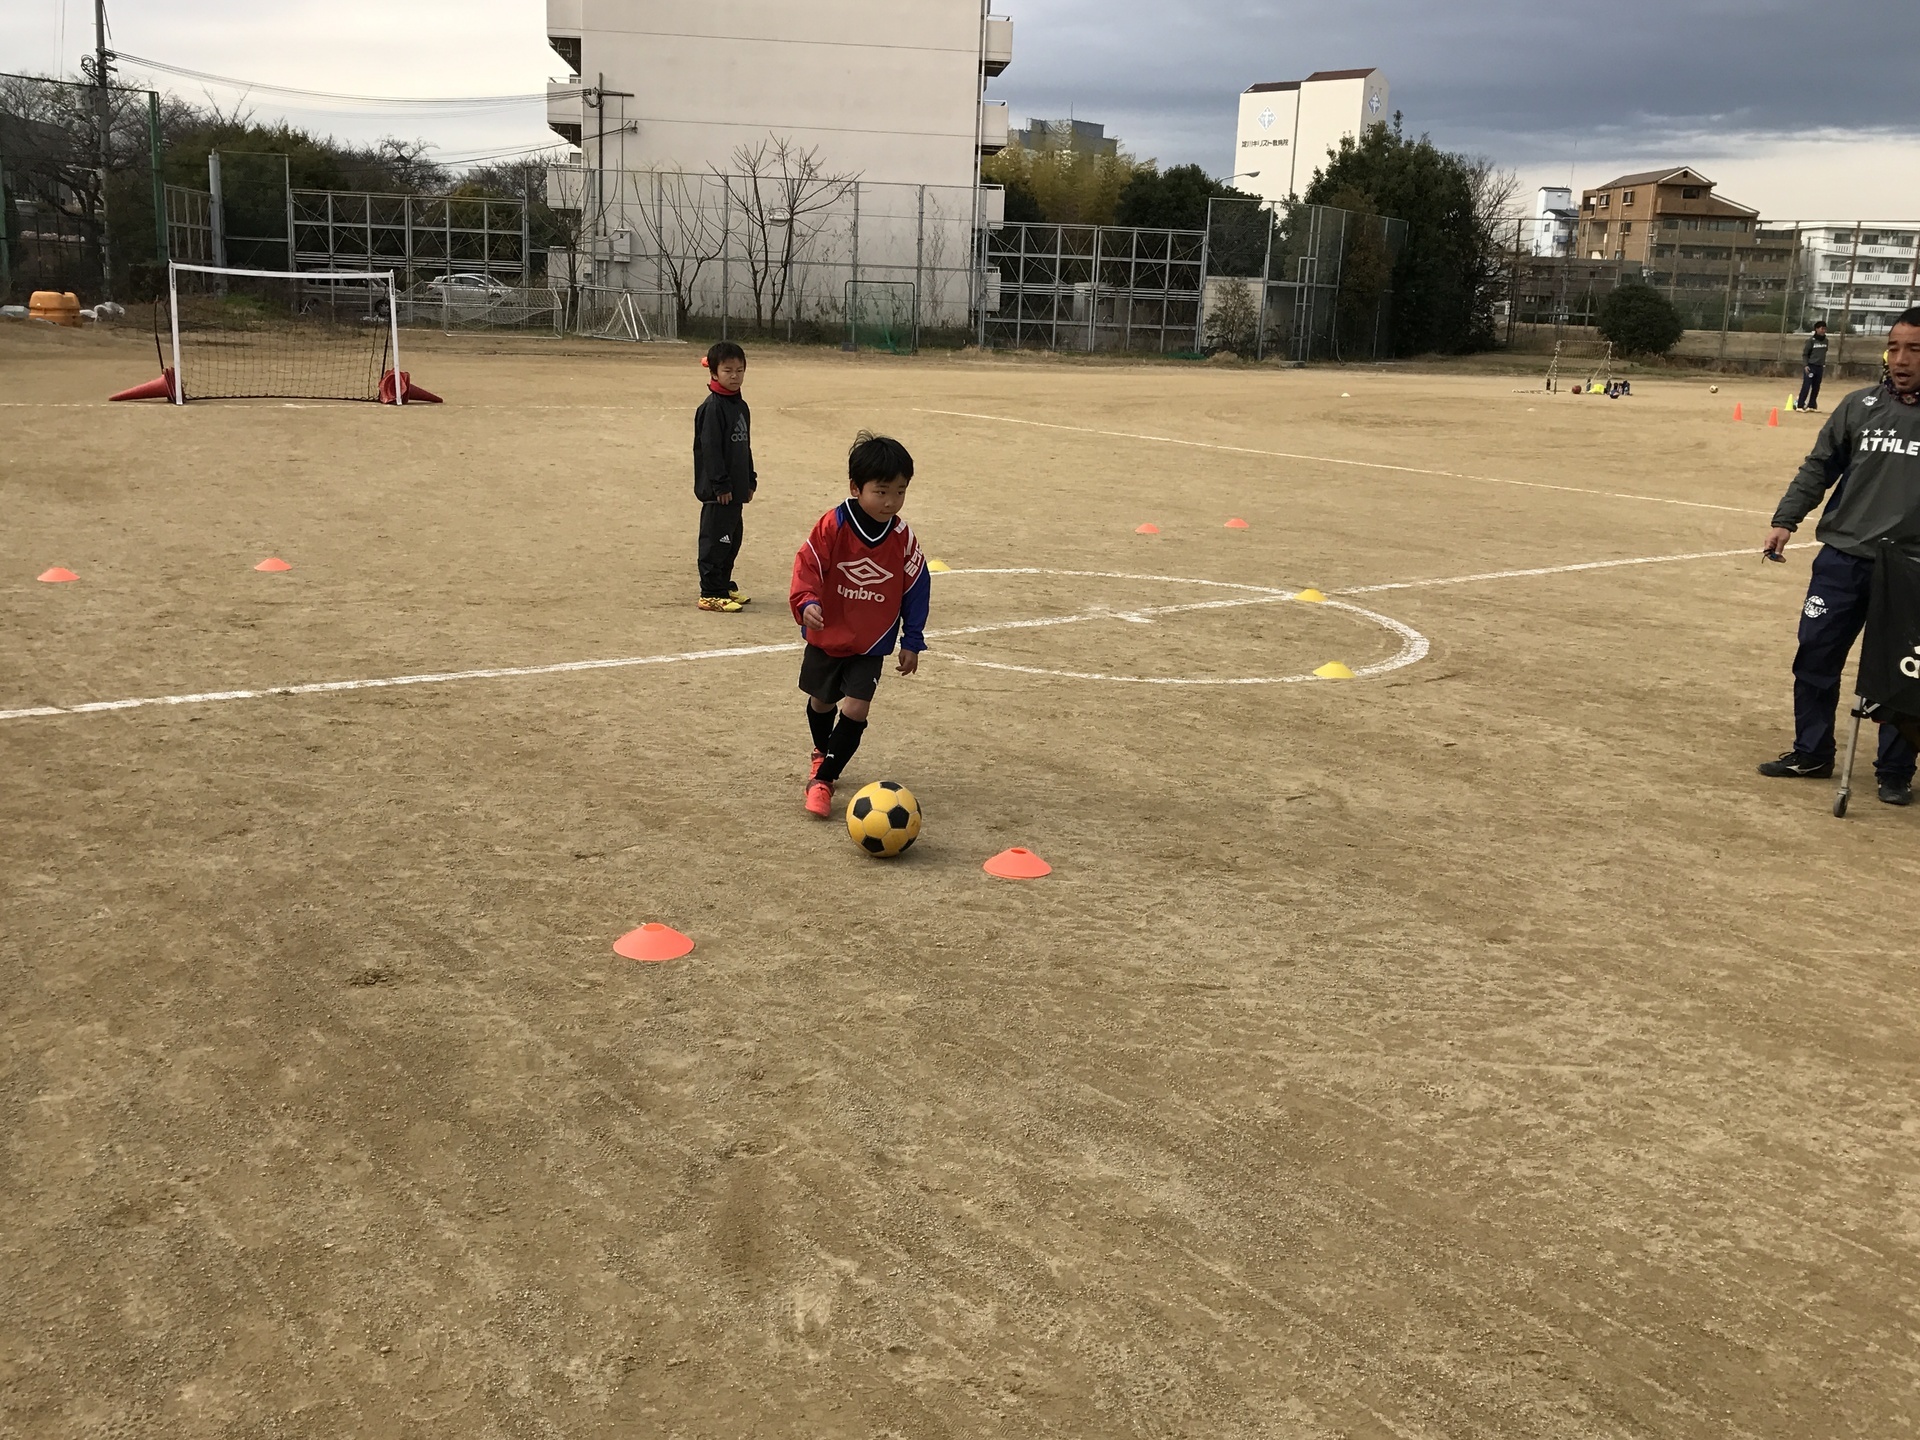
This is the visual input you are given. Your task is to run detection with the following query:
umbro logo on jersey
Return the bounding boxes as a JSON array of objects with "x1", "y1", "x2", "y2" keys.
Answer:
[{"x1": 838, "y1": 558, "x2": 893, "y2": 587}]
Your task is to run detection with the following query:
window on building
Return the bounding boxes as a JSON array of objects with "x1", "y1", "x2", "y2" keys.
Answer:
[
  {"x1": 1682, "y1": 187, "x2": 1701, "y2": 199},
  {"x1": 1663, "y1": 218, "x2": 1679, "y2": 230},
  {"x1": 1683, "y1": 218, "x2": 1699, "y2": 230},
  {"x1": 1621, "y1": 222, "x2": 1633, "y2": 235},
  {"x1": 1622, "y1": 190, "x2": 1635, "y2": 205}
]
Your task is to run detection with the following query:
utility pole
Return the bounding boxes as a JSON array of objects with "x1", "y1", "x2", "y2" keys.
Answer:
[{"x1": 91, "y1": 0, "x2": 115, "y2": 300}]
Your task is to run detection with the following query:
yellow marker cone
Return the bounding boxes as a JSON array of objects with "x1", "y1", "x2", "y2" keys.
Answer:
[
  {"x1": 1293, "y1": 588, "x2": 1327, "y2": 604},
  {"x1": 927, "y1": 558, "x2": 952, "y2": 573},
  {"x1": 1313, "y1": 661, "x2": 1355, "y2": 679}
]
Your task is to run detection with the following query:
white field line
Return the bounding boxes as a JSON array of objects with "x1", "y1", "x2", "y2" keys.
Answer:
[
  {"x1": 914, "y1": 407, "x2": 1758, "y2": 516},
  {"x1": 0, "y1": 549, "x2": 1747, "y2": 722}
]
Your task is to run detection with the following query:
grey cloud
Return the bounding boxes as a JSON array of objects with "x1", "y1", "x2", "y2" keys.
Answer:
[{"x1": 989, "y1": 0, "x2": 1918, "y2": 173}]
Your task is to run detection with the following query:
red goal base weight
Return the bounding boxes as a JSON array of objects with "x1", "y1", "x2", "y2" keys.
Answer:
[
  {"x1": 379, "y1": 370, "x2": 443, "y2": 405},
  {"x1": 106, "y1": 368, "x2": 441, "y2": 404}
]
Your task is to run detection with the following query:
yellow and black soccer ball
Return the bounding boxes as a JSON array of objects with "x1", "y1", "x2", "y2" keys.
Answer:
[{"x1": 846, "y1": 780, "x2": 922, "y2": 858}]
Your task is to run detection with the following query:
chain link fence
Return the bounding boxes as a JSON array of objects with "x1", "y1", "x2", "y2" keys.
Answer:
[{"x1": 1499, "y1": 215, "x2": 1920, "y2": 372}]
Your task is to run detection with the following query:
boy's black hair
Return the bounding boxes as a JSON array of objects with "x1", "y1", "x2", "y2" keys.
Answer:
[
  {"x1": 848, "y1": 431, "x2": 914, "y2": 487},
  {"x1": 1892, "y1": 307, "x2": 1920, "y2": 332},
  {"x1": 1813, "y1": 320, "x2": 1828, "y2": 331},
  {"x1": 706, "y1": 340, "x2": 746, "y2": 372}
]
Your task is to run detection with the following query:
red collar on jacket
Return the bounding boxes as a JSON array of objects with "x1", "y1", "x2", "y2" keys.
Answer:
[{"x1": 708, "y1": 379, "x2": 740, "y2": 396}]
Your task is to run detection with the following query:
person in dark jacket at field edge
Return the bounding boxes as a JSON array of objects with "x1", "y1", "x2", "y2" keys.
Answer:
[
  {"x1": 1761, "y1": 308, "x2": 1920, "y2": 804},
  {"x1": 1798, "y1": 320, "x2": 1830, "y2": 412},
  {"x1": 692, "y1": 341, "x2": 757, "y2": 612}
]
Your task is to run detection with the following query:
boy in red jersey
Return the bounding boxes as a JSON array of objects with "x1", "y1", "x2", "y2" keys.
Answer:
[{"x1": 789, "y1": 433, "x2": 931, "y2": 817}]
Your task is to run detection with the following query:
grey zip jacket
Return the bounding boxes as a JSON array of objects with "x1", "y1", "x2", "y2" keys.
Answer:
[
  {"x1": 1802, "y1": 331, "x2": 1829, "y2": 366},
  {"x1": 1772, "y1": 381, "x2": 1920, "y2": 559}
]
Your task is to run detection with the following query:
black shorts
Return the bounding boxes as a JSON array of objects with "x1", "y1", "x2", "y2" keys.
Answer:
[{"x1": 799, "y1": 645, "x2": 884, "y2": 705}]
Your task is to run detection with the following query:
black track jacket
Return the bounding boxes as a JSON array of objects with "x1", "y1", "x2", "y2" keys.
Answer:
[{"x1": 693, "y1": 388, "x2": 757, "y2": 503}]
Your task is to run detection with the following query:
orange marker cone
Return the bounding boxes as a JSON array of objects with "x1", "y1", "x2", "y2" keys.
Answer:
[
  {"x1": 613, "y1": 923, "x2": 694, "y2": 962},
  {"x1": 983, "y1": 847, "x2": 1052, "y2": 879},
  {"x1": 1732, "y1": 403, "x2": 1743, "y2": 422},
  {"x1": 1768, "y1": 407, "x2": 1780, "y2": 427},
  {"x1": 1224, "y1": 517, "x2": 1250, "y2": 530},
  {"x1": 254, "y1": 557, "x2": 292, "y2": 573},
  {"x1": 109, "y1": 368, "x2": 177, "y2": 402},
  {"x1": 1135, "y1": 523, "x2": 1160, "y2": 534},
  {"x1": 37, "y1": 567, "x2": 78, "y2": 583}
]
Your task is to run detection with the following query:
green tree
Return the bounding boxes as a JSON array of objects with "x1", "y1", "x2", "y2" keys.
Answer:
[
  {"x1": 1597, "y1": 282, "x2": 1684, "y2": 356},
  {"x1": 1116, "y1": 164, "x2": 1251, "y2": 231},
  {"x1": 982, "y1": 141, "x2": 1149, "y2": 227},
  {"x1": 1303, "y1": 117, "x2": 1488, "y2": 355}
]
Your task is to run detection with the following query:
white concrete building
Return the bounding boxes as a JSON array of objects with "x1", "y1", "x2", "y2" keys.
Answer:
[
  {"x1": 1234, "y1": 68, "x2": 1388, "y2": 207},
  {"x1": 1531, "y1": 187, "x2": 1578, "y2": 258},
  {"x1": 1799, "y1": 224, "x2": 1920, "y2": 332},
  {"x1": 541, "y1": 1, "x2": 1013, "y2": 329},
  {"x1": 544, "y1": 1, "x2": 1010, "y2": 189}
]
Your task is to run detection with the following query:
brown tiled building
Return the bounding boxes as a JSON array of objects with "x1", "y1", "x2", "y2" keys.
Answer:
[{"x1": 1576, "y1": 167, "x2": 1797, "y2": 325}]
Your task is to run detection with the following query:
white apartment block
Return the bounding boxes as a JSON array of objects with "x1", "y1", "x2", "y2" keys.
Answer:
[
  {"x1": 1234, "y1": 68, "x2": 1388, "y2": 208},
  {"x1": 541, "y1": 1, "x2": 1012, "y2": 325},
  {"x1": 544, "y1": 1, "x2": 1010, "y2": 189},
  {"x1": 1532, "y1": 187, "x2": 1578, "y2": 258},
  {"x1": 1800, "y1": 224, "x2": 1920, "y2": 332}
]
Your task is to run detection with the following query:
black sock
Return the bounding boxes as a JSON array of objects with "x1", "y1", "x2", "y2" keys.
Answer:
[
  {"x1": 807, "y1": 703, "x2": 835, "y2": 753},
  {"x1": 814, "y1": 715, "x2": 868, "y2": 785}
]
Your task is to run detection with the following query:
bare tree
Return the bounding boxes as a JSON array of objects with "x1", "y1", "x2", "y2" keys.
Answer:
[
  {"x1": 717, "y1": 137, "x2": 857, "y2": 332},
  {"x1": 624, "y1": 169, "x2": 728, "y2": 330},
  {"x1": 1465, "y1": 155, "x2": 1523, "y2": 347}
]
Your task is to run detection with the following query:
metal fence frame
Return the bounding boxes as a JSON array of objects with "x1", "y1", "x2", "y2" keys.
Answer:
[
  {"x1": 291, "y1": 190, "x2": 531, "y2": 289},
  {"x1": 981, "y1": 222, "x2": 1206, "y2": 353}
]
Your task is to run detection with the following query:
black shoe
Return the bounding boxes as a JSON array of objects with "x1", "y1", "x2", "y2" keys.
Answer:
[
  {"x1": 1758, "y1": 751, "x2": 1834, "y2": 778},
  {"x1": 1878, "y1": 779, "x2": 1914, "y2": 806}
]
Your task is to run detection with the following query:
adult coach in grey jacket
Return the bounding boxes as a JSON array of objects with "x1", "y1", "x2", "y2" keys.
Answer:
[
  {"x1": 1797, "y1": 321, "x2": 1830, "y2": 411},
  {"x1": 1760, "y1": 307, "x2": 1920, "y2": 804}
]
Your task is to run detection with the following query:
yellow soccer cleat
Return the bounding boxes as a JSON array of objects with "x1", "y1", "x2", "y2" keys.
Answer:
[{"x1": 697, "y1": 596, "x2": 745, "y2": 613}]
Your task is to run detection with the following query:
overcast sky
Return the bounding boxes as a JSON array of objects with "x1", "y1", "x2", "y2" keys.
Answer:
[{"x1": 5, "y1": 0, "x2": 1915, "y2": 216}]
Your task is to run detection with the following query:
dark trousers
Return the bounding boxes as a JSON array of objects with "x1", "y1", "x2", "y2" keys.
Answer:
[
  {"x1": 697, "y1": 501, "x2": 743, "y2": 597},
  {"x1": 1793, "y1": 545, "x2": 1918, "y2": 779},
  {"x1": 1797, "y1": 364, "x2": 1825, "y2": 409}
]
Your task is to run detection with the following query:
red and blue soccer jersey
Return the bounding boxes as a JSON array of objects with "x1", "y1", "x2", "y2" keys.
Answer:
[{"x1": 789, "y1": 501, "x2": 932, "y2": 657}]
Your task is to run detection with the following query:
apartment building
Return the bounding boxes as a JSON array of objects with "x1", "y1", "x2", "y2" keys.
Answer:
[
  {"x1": 1799, "y1": 225, "x2": 1920, "y2": 332},
  {"x1": 544, "y1": 1, "x2": 1012, "y2": 187}
]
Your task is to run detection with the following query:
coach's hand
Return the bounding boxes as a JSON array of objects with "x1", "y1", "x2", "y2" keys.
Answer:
[
  {"x1": 802, "y1": 603, "x2": 825, "y2": 629},
  {"x1": 1764, "y1": 526, "x2": 1793, "y2": 558},
  {"x1": 897, "y1": 649, "x2": 920, "y2": 676}
]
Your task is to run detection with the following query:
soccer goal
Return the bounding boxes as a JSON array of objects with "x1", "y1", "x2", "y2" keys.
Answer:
[
  {"x1": 166, "y1": 262, "x2": 403, "y2": 403},
  {"x1": 574, "y1": 287, "x2": 679, "y2": 343},
  {"x1": 846, "y1": 280, "x2": 917, "y2": 354}
]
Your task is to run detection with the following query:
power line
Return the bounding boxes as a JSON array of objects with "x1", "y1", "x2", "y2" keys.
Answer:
[{"x1": 114, "y1": 51, "x2": 582, "y2": 108}]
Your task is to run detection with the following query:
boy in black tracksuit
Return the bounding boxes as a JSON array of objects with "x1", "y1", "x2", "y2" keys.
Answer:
[{"x1": 693, "y1": 340, "x2": 756, "y2": 612}]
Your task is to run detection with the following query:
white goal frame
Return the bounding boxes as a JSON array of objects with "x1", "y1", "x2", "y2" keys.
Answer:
[{"x1": 166, "y1": 262, "x2": 404, "y2": 405}]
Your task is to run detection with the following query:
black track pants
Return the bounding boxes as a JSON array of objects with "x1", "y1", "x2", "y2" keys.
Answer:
[{"x1": 698, "y1": 501, "x2": 744, "y2": 597}]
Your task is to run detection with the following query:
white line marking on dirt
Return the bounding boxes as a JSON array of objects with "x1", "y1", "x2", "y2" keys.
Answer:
[
  {"x1": 0, "y1": 549, "x2": 1750, "y2": 722},
  {"x1": 1333, "y1": 547, "x2": 1755, "y2": 595},
  {"x1": 930, "y1": 569, "x2": 1427, "y2": 685},
  {"x1": 915, "y1": 408, "x2": 1758, "y2": 515}
]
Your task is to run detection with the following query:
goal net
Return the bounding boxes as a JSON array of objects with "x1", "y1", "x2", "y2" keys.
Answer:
[
  {"x1": 574, "y1": 287, "x2": 679, "y2": 343},
  {"x1": 166, "y1": 262, "x2": 402, "y2": 403},
  {"x1": 846, "y1": 280, "x2": 916, "y2": 354}
]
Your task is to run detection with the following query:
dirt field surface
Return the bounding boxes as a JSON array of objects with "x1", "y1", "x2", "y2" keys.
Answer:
[{"x1": 4, "y1": 322, "x2": 1918, "y2": 1439}]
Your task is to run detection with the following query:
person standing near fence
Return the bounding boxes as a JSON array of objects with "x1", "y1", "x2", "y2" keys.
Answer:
[
  {"x1": 693, "y1": 342, "x2": 756, "y2": 613},
  {"x1": 1798, "y1": 321, "x2": 1830, "y2": 412},
  {"x1": 1760, "y1": 308, "x2": 1920, "y2": 805}
]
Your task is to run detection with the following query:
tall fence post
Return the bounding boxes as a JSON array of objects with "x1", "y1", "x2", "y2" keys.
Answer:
[
  {"x1": 849, "y1": 180, "x2": 860, "y2": 350},
  {"x1": 914, "y1": 184, "x2": 925, "y2": 352},
  {"x1": 1777, "y1": 224, "x2": 1800, "y2": 366},
  {"x1": 147, "y1": 91, "x2": 166, "y2": 267},
  {"x1": 1836, "y1": 222, "x2": 1862, "y2": 367},
  {"x1": 1717, "y1": 238, "x2": 1739, "y2": 364},
  {"x1": 1195, "y1": 197, "x2": 1214, "y2": 352},
  {"x1": 720, "y1": 176, "x2": 730, "y2": 342}
]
